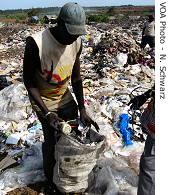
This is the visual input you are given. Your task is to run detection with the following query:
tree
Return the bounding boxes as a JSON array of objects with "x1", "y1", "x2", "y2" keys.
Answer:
[{"x1": 27, "y1": 8, "x2": 39, "y2": 17}]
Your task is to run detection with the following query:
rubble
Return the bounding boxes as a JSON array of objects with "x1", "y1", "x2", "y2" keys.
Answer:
[{"x1": 0, "y1": 19, "x2": 154, "y2": 194}]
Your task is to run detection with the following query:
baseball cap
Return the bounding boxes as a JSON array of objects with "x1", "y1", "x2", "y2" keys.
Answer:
[{"x1": 58, "y1": 2, "x2": 86, "y2": 35}]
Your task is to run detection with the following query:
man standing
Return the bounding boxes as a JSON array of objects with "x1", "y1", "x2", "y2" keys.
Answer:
[
  {"x1": 23, "y1": 2, "x2": 98, "y2": 193},
  {"x1": 129, "y1": 86, "x2": 155, "y2": 195},
  {"x1": 141, "y1": 15, "x2": 155, "y2": 49}
]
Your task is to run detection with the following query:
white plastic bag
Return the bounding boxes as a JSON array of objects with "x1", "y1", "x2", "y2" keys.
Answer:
[
  {"x1": 88, "y1": 166, "x2": 119, "y2": 195},
  {"x1": 114, "y1": 53, "x2": 128, "y2": 65},
  {"x1": 0, "y1": 83, "x2": 32, "y2": 122}
]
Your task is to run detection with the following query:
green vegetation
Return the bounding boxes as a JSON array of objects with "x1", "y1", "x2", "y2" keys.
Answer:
[
  {"x1": 0, "y1": 7, "x2": 60, "y2": 17},
  {"x1": 39, "y1": 16, "x2": 46, "y2": 24},
  {"x1": 88, "y1": 14, "x2": 110, "y2": 23},
  {"x1": 138, "y1": 10, "x2": 154, "y2": 16},
  {"x1": 0, "y1": 6, "x2": 154, "y2": 24},
  {"x1": 1, "y1": 12, "x2": 27, "y2": 20}
]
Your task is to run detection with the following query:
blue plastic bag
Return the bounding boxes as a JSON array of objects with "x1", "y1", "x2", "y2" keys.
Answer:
[{"x1": 119, "y1": 114, "x2": 133, "y2": 146}]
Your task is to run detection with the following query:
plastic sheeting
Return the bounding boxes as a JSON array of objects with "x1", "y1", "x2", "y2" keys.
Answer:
[{"x1": 0, "y1": 143, "x2": 45, "y2": 193}]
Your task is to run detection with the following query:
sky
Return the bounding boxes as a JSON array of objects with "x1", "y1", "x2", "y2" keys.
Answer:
[{"x1": 0, "y1": 0, "x2": 155, "y2": 10}]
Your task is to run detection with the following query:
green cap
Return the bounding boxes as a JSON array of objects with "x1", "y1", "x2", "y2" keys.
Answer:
[{"x1": 58, "y1": 2, "x2": 86, "y2": 35}]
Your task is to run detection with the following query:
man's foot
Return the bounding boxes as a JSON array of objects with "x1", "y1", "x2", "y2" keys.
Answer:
[{"x1": 44, "y1": 182, "x2": 64, "y2": 195}]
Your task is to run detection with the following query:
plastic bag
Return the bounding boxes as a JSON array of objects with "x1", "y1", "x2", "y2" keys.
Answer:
[
  {"x1": 0, "y1": 169, "x2": 45, "y2": 192},
  {"x1": 87, "y1": 157, "x2": 138, "y2": 195},
  {"x1": 88, "y1": 166, "x2": 119, "y2": 195},
  {"x1": 111, "y1": 167, "x2": 138, "y2": 189},
  {"x1": 0, "y1": 83, "x2": 32, "y2": 122},
  {"x1": 21, "y1": 142, "x2": 43, "y2": 171},
  {"x1": 114, "y1": 53, "x2": 128, "y2": 65},
  {"x1": 119, "y1": 114, "x2": 133, "y2": 146}
]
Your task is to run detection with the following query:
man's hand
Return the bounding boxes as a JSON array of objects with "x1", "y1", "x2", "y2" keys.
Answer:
[
  {"x1": 80, "y1": 108, "x2": 99, "y2": 132},
  {"x1": 128, "y1": 94, "x2": 147, "y2": 110},
  {"x1": 46, "y1": 112, "x2": 64, "y2": 131}
]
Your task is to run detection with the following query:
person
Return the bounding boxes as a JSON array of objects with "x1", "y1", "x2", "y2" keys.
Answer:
[
  {"x1": 140, "y1": 15, "x2": 155, "y2": 49},
  {"x1": 128, "y1": 86, "x2": 155, "y2": 195},
  {"x1": 23, "y1": 2, "x2": 99, "y2": 193}
]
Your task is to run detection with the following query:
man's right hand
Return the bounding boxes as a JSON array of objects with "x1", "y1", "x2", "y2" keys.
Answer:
[
  {"x1": 128, "y1": 94, "x2": 147, "y2": 110},
  {"x1": 46, "y1": 112, "x2": 64, "y2": 131}
]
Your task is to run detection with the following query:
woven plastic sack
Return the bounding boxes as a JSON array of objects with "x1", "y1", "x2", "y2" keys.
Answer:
[{"x1": 53, "y1": 129, "x2": 105, "y2": 193}]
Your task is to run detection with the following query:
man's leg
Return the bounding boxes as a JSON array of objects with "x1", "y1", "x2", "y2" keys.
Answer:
[
  {"x1": 36, "y1": 100, "x2": 78, "y2": 194},
  {"x1": 137, "y1": 135, "x2": 155, "y2": 195},
  {"x1": 36, "y1": 113, "x2": 57, "y2": 186}
]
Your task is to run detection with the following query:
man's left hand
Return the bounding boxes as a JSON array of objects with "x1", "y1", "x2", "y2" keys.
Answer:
[{"x1": 80, "y1": 108, "x2": 99, "y2": 132}]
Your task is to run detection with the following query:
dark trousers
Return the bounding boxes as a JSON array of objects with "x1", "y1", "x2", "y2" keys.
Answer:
[
  {"x1": 36, "y1": 100, "x2": 78, "y2": 186},
  {"x1": 141, "y1": 36, "x2": 155, "y2": 49},
  {"x1": 137, "y1": 135, "x2": 155, "y2": 195}
]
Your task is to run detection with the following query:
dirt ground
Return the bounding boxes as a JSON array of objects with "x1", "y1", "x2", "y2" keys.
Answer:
[
  {"x1": 7, "y1": 181, "x2": 64, "y2": 195},
  {"x1": 7, "y1": 181, "x2": 83, "y2": 195},
  {"x1": 0, "y1": 18, "x2": 16, "y2": 23},
  {"x1": 6, "y1": 182, "x2": 45, "y2": 195}
]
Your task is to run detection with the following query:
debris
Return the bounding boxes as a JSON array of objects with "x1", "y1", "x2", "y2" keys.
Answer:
[
  {"x1": 5, "y1": 133, "x2": 21, "y2": 145},
  {"x1": 0, "y1": 155, "x2": 17, "y2": 173},
  {"x1": 0, "y1": 18, "x2": 154, "y2": 194}
]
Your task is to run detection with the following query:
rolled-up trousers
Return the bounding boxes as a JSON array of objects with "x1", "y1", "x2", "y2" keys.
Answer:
[{"x1": 137, "y1": 135, "x2": 155, "y2": 195}]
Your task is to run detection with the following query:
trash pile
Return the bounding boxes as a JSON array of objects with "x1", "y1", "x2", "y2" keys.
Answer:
[
  {"x1": 0, "y1": 24, "x2": 44, "y2": 91},
  {"x1": 0, "y1": 24, "x2": 43, "y2": 60},
  {"x1": 0, "y1": 84, "x2": 45, "y2": 194},
  {"x1": 0, "y1": 20, "x2": 154, "y2": 194},
  {"x1": 0, "y1": 25, "x2": 45, "y2": 189}
]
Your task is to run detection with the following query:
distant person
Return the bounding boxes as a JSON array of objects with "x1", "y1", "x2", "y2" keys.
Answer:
[
  {"x1": 23, "y1": 2, "x2": 99, "y2": 194},
  {"x1": 141, "y1": 15, "x2": 155, "y2": 49}
]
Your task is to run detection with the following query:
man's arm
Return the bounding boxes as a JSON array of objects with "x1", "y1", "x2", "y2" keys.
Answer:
[
  {"x1": 23, "y1": 37, "x2": 49, "y2": 115},
  {"x1": 142, "y1": 22, "x2": 147, "y2": 37},
  {"x1": 71, "y1": 42, "x2": 85, "y2": 111},
  {"x1": 23, "y1": 37, "x2": 63, "y2": 128},
  {"x1": 128, "y1": 86, "x2": 155, "y2": 110}
]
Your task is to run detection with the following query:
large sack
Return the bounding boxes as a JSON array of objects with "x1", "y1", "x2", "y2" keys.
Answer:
[{"x1": 53, "y1": 129, "x2": 105, "y2": 193}]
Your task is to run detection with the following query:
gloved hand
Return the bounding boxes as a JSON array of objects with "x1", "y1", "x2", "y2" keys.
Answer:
[
  {"x1": 80, "y1": 108, "x2": 99, "y2": 132},
  {"x1": 46, "y1": 112, "x2": 64, "y2": 131},
  {"x1": 128, "y1": 94, "x2": 147, "y2": 110}
]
